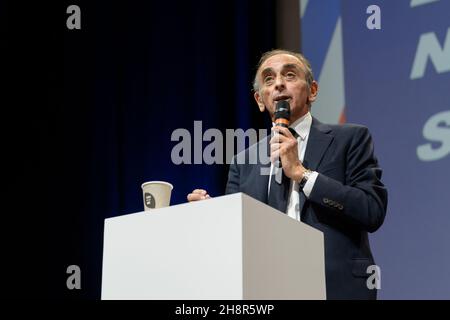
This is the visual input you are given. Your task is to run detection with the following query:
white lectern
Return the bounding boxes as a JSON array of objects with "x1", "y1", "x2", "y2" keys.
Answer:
[{"x1": 102, "y1": 193, "x2": 326, "y2": 300}]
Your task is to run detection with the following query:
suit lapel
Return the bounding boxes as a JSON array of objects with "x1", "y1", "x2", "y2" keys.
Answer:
[
  {"x1": 254, "y1": 136, "x2": 271, "y2": 204},
  {"x1": 303, "y1": 118, "x2": 334, "y2": 171},
  {"x1": 300, "y1": 118, "x2": 334, "y2": 217}
]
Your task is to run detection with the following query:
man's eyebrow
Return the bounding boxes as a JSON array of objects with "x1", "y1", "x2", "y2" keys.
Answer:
[
  {"x1": 282, "y1": 63, "x2": 303, "y2": 71},
  {"x1": 260, "y1": 64, "x2": 303, "y2": 76},
  {"x1": 261, "y1": 67, "x2": 274, "y2": 76}
]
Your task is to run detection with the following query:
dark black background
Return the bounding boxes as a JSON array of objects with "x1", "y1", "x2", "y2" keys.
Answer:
[{"x1": 5, "y1": 0, "x2": 279, "y2": 299}]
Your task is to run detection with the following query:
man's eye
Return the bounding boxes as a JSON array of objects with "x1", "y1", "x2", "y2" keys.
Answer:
[
  {"x1": 264, "y1": 76, "x2": 274, "y2": 83},
  {"x1": 286, "y1": 72, "x2": 296, "y2": 79}
]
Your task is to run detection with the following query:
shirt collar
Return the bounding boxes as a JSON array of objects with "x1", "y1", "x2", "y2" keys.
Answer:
[
  {"x1": 288, "y1": 112, "x2": 312, "y2": 141},
  {"x1": 271, "y1": 112, "x2": 312, "y2": 140}
]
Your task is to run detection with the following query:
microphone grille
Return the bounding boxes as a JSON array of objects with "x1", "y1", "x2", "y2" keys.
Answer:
[{"x1": 274, "y1": 100, "x2": 290, "y2": 121}]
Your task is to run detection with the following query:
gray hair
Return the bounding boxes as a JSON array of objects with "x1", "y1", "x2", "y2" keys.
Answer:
[{"x1": 252, "y1": 49, "x2": 314, "y2": 92}]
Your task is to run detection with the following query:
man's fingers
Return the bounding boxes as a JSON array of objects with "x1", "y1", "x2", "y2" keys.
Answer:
[
  {"x1": 270, "y1": 150, "x2": 280, "y2": 164},
  {"x1": 270, "y1": 134, "x2": 284, "y2": 144},
  {"x1": 192, "y1": 189, "x2": 207, "y2": 195},
  {"x1": 187, "y1": 189, "x2": 210, "y2": 202},
  {"x1": 187, "y1": 193, "x2": 205, "y2": 201},
  {"x1": 270, "y1": 142, "x2": 281, "y2": 153},
  {"x1": 272, "y1": 126, "x2": 293, "y2": 137},
  {"x1": 270, "y1": 133, "x2": 288, "y2": 145}
]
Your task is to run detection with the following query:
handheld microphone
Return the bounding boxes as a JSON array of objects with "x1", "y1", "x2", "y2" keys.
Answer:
[
  {"x1": 273, "y1": 100, "x2": 290, "y2": 169},
  {"x1": 274, "y1": 100, "x2": 298, "y2": 137},
  {"x1": 272, "y1": 100, "x2": 298, "y2": 170},
  {"x1": 274, "y1": 100, "x2": 290, "y2": 128}
]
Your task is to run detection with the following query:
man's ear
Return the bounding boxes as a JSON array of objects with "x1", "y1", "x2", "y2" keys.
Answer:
[
  {"x1": 254, "y1": 91, "x2": 265, "y2": 112},
  {"x1": 308, "y1": 81, "x2": 319, "y2": 103}
]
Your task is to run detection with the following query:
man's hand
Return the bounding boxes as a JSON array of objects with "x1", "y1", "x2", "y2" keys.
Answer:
[
  {"x1": 187, "y1": 189, "x2": 211, "y2": 202},
  {"x1": 270, "y1": 126, "x2": 306, "y2": 181}
]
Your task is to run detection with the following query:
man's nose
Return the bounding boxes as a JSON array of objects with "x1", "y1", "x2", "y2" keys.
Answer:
[{"x1": 274, "y1": 75, "x2": 286, "y2": 91}]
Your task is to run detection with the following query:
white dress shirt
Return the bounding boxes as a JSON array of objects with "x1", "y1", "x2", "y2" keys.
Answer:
[{"x1": 268, "y1": 112, "x2": 319, "y2": 221}]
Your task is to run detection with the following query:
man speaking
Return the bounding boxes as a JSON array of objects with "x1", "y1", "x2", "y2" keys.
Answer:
[{"x1": 188, "y1": 49, "x2": 388, "y2": 300}]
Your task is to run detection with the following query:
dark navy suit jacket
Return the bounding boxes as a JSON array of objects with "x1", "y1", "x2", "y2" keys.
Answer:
[{"x1": 225, "y1": 117, "x2": 388, "y2": 300}]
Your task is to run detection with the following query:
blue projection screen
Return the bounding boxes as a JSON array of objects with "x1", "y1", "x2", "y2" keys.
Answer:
[{"x1": 302, "y1": 0, "x2": 450, "y2": 299}]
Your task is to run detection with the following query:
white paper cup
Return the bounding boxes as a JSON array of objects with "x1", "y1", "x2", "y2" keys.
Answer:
[{"x1": 141, "y1": 181, "x2": 173, "y2": 210}]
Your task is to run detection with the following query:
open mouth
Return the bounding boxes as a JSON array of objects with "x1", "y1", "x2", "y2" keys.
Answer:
[{"x1": 273, "y1": 96, "x2": 291, "y2": 103}]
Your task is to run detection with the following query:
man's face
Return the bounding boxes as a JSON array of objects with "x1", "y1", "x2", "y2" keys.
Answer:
[{"x1": 254, "y1": 53, "x2": 318, "y2": 122}]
